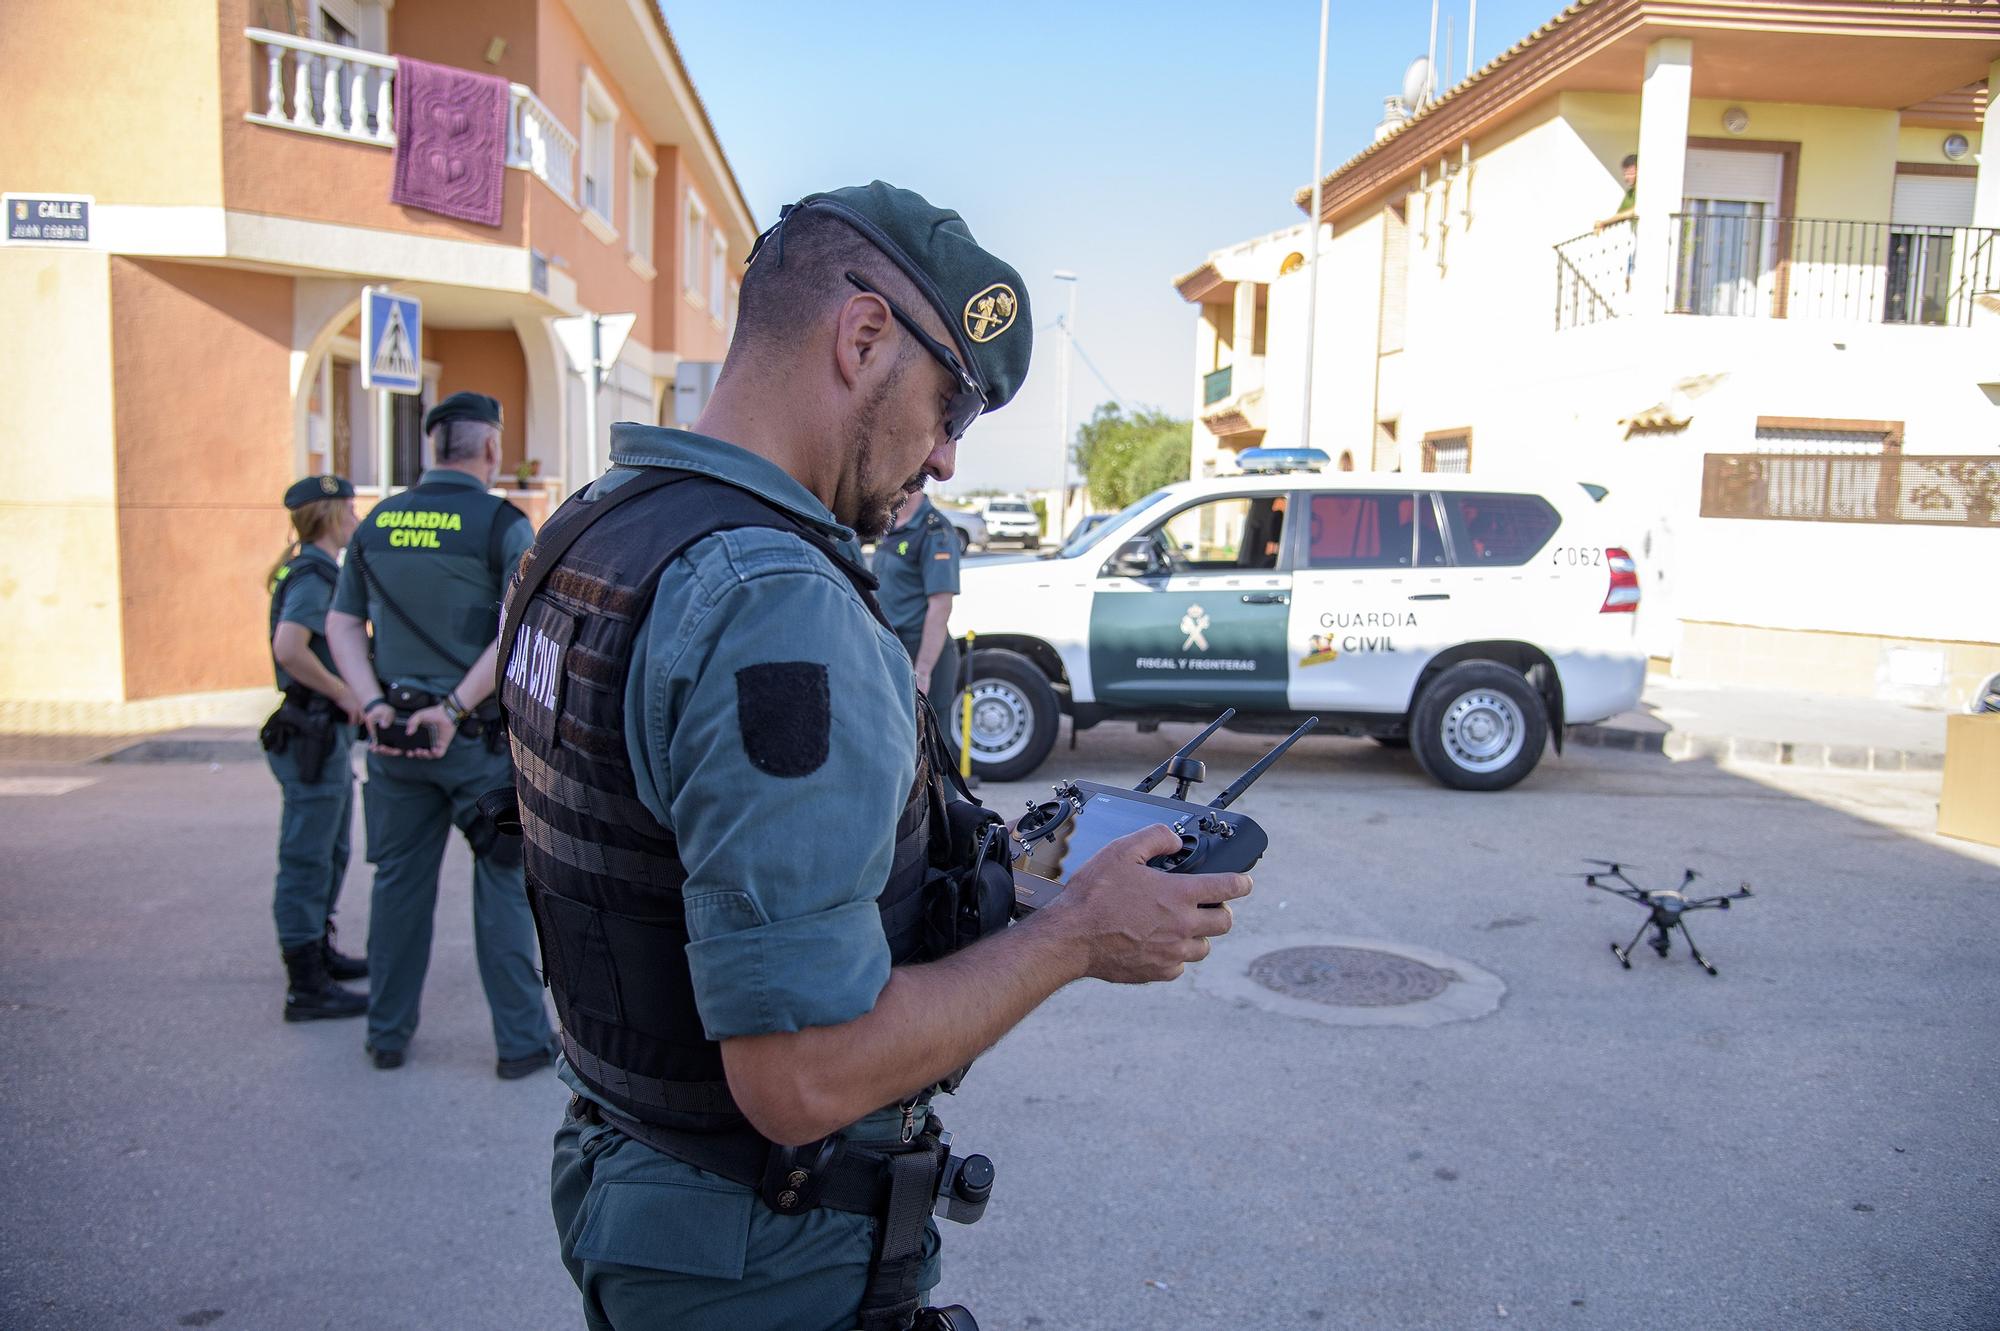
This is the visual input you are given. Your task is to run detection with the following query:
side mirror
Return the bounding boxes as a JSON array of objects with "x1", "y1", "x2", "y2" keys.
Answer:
[{"x1": 1107, "y1": 539, "x2": 1157, "y2": 579}]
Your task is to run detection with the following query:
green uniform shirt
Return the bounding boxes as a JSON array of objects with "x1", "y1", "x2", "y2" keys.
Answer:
[
  {"x1": 868, "y1": 496, "x2": 960, "y2": 660},
  {"x1": 271, "y1": 546, "x2": 341, "y2": 692},
  {"x1": 332, "y1": 469, "x2": 533, "y2": 694},
  {"x1": 600, "y1": 428, "x2": 917, "y2": 1052}
]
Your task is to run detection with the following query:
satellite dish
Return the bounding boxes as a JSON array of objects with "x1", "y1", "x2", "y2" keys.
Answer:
[{"x1": 1400, "y1": 56, "x2": 1432, "y2": 111}]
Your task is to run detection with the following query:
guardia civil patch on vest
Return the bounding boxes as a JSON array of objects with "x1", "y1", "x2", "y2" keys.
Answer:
[
  {"x1": 502, "y1": 603, "x2": 577, "y2": 747},
  {"x1": 735, "y1": 662, "x2": 830, "y2": 778}
]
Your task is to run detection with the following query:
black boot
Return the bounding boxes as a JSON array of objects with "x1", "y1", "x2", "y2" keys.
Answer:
[
  {"x1": 282, "y1": 943, "x2": 367, "y2": 1022},
  {"x1": 321, "y1": 922, "x2": 368, "y2": 982}
]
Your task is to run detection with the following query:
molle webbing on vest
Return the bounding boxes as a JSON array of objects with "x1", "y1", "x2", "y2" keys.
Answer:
[{"x1": 501, "y1": 470, "x2": 934, "y2": 1133}]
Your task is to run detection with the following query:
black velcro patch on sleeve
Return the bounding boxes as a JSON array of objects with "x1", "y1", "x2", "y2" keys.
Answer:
[{"x1": 735, "y1": 662, "x2": 831, "y2": 778}]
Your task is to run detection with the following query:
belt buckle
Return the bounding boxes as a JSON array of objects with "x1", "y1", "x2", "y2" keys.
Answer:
[{"x1": 760, "y1": 1136, "x2": 843, "y2": 1215}]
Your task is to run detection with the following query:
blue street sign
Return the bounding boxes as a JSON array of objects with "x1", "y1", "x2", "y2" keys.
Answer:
[
  {"x1": 5, "y1": 194, "x2": 92, "y2": 245},
  {"x1": 361, "y1": 288, "x2": 423, "y2": 394}
]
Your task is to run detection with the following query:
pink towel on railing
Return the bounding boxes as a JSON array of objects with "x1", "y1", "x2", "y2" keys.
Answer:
[{"x1": 391, "y1": 56, "x2": 508, "y2": 227}]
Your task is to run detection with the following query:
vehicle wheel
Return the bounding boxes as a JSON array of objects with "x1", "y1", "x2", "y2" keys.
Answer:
[
  {"x1": 958, "y1": 648, "x2": 1060, "y2": 782},
  {"x1": 1409, "y1": 661, "x2": 1547, "y2": 791},
  {"x1": 1024, "y1": 536, "x2": 1039, "y2": 550},
  {"x1": 955, "y1": 528, "x2": 972, "y2": 554},
  {"x1": 1371, "y1": 734, "x2": 1410, "y2": 749}
]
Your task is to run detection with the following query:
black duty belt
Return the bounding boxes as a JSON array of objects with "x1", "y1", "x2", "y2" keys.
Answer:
[{"x1": 569, "y1": 1093, "x2": 941, "y2": 1219}]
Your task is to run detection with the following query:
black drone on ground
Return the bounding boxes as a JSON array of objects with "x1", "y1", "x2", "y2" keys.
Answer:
[{"x1": 1570, "y1": 860, "x2": 1754, "y2": 975}]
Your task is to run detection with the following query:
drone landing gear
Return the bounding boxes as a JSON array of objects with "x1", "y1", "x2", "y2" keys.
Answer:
[
  {"x1": 1609, "y1": 919, "x2": 1719, "y2": 975},
  {"x1": 1679, "y1": 920, "x2": 1718, "y2": 977}
]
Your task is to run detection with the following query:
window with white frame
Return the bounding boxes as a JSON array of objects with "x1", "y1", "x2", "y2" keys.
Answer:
[
  {"x1": 628, "y1": 142, "x2": 657, "y2": 267},
  {"x1": 578, "y1": 68, "x2": 618, "y2": 231},
  {"x1": 684, "y1": 191, "x2": 708, "y2": 302},
  {"x1": 708, "y1": 226, "x2": 726, "y2": 319},
  {"x1": 726, "y1": 278, "x2": 740, "y2": 342}
]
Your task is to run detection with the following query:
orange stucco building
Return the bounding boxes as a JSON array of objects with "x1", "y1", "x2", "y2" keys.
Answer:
[{"x1": 0, "y1": 0, "x2": 757, "y2": 704}]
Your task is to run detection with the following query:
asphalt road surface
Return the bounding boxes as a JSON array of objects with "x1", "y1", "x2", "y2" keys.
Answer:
[{"x1": 3, "y1": 728, "x2": 1996, "y2": 1330}]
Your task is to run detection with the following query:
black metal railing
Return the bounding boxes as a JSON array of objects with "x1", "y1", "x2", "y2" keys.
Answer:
[
  {"x1": 1553, "y1": 220, "x2": 1635, "y2": 329},
  {"x1": 1203, "y1": 365, "x2": 1233, "y2": 406},
  {"x1": 1701, "y1": 452, "x2": 2000, "y2": 526},
  {"x1": 1555, "y1": 216, "x2": 2000, "y2": 329},
  {"x1": 1671, "y1": 214, "x2": 1999, "y2": 326}
]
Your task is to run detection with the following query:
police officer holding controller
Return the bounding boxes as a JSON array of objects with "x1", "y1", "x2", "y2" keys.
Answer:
[
  {"x1": 500, "y1": 183, "x2": 1250, "y2": 1331},
  {"x1": 325, "y1": 393, "x2": 554, "y2": 1076}
]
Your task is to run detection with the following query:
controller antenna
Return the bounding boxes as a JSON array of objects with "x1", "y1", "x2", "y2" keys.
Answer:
[
  {"x1": 1209, "y1": 717, "x2": 1319, "y2": 810},
  {"x1": 1134, "y1": 709, "x2": 1236, "y2": 794}
]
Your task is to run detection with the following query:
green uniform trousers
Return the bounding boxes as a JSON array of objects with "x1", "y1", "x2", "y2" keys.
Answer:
[
  {"x1": 361, "y1": 734, "x2": 550, "y2": 1059},
  {"x1": 915, "y1": 639, "x2": 962, "y2": 762},
  {"x1": 551, "y1": 1105, "x2": 941, "y2": 1330},
  {"x1": 267, "y1": 733, "x2": 354, "y2": 951}
]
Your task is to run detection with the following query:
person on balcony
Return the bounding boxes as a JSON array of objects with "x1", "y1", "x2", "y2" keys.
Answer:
[{"x1": 1597, "y1": 153, "x2": 1639, "y2": 233}]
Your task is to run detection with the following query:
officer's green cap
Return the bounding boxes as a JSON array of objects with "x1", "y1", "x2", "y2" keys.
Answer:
[
  {"x1": 423, "y1": 391, "x2": 503, "y2": 435},
  {"x1": 753, "y1": 181, "x2": 1032, "y2": 415},
  {"x1": 284, "y1": 475, "x2": 355, "y2": 510}
]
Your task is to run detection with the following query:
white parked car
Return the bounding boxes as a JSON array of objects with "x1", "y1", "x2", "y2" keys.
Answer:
[
  {"x1": 947, "y1": 471, "x2": 1646, "y2": 790},
  {"x1": 980, "y1": 497, "x2": 1042, "y2": 548},
  {"x1": 937, "y1": 505, "x2": 988, "y2": 553}
]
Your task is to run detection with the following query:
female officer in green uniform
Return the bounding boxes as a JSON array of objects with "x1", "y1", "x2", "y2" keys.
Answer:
[{"x1": 263, "y1": 476, "x2": 369, "y2": 1021}]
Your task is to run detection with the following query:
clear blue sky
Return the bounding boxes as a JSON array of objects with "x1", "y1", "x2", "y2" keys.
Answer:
[{"x1": 667, "y1": 0, "x2": 1560, "y2": 495}]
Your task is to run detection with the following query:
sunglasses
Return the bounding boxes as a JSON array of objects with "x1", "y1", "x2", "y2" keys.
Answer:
[{"x1": 845, "y1": 272, "x2": 986, "y2": 441}]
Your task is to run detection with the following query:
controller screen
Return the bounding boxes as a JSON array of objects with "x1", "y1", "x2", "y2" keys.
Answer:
[{"x1": 1016, "y1": 793, "x2": 1177, "y2": 886}]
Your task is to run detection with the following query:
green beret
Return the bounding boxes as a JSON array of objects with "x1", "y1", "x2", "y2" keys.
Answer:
[
  {"x1": 759, "y1": 182, "x2": 1032, "y2": 415},
  {"x1": 284, "y1": 475, "x2": 355, "y2": 510},
  {"x1": 423, "y1": 391, "x2": 503, "y2": 435}
]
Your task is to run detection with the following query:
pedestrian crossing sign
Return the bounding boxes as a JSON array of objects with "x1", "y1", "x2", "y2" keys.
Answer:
[{"x1": 361, "y1": 288, "x2": 423, "y2": 393}]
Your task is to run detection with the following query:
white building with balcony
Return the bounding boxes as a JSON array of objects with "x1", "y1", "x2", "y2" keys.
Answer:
[{"x1": 1176, "y1": 0, "x2": 2000, "y2": 707}]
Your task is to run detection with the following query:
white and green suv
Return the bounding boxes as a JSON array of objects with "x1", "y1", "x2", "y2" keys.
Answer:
[{"x1": 946, "y1": 471, "x2": 1646, "y2": 791}]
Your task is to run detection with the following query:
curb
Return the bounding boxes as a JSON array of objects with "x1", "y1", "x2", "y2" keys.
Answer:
[
  {"x1": 99, "y1": 733, "x2": 266, "y2": 765},
  {"x1": 1567, "y1": 724, "x2": 1943, "y2": 773}
]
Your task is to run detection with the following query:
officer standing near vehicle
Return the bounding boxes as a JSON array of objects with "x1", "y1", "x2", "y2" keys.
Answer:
[
  {"x1": 500, "y1": 182, "x2": 1250, "y2": 1331},
  {"x1": 871, "y1": 487, "x2": 963, "y2": 755},
  {"x1": 262, "y1": 475, "x2": 368, "y2": 1022},
  {"x1": 324, "y1": 392, "x2": 554, "y2": 1076}
]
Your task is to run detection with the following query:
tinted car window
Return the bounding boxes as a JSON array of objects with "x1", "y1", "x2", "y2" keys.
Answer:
[
  {"x1": 1445, "y1": 492, "x2": 1560, "y2": 565},
  {"x1": 1304, "y1": 493, "x2": 1425, "y2": 569}
]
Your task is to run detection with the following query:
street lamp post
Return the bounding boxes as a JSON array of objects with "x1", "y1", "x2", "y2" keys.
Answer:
[
  {"x1": 1053, "y1": 270, "x2": 1078, "y2": 539},
  {"x1": 1299, "y1": 0, "x2": 1331, "y2": 455}
]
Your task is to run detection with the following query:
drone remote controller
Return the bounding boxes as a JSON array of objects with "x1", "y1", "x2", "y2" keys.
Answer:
[{"x1": 1010, "y1": 710, "x2": 1316, "y2": 913}]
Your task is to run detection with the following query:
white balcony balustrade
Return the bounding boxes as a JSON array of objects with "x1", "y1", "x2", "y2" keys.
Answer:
[{"x1": 245, "y1": 28, "x2": 578, "y2": 207}]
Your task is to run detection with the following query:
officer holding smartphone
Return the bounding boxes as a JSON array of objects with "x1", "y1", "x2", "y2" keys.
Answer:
[{"x1": 325, "y1": 392, "x2": 554, "y2": 1076}]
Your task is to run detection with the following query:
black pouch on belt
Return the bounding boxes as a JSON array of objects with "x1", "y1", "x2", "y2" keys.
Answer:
[{"x1": 376, "y1": 684, "x2": 439, "y2": 753}]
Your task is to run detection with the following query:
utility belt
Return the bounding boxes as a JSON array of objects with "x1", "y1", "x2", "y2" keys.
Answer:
[
  {"x1": 377, "y1": 683, "x2": 507, "y2": 756},
  {"x1": 259, "y1": 685, "x2": 345, "y2": 783},
  {"x1": 569, "y1": 1094, "x2": 990, "y2": 1331}
]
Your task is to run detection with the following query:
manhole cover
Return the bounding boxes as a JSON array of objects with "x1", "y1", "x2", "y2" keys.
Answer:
[{"x1": 1248, "y1": 946, "x2": 1449, "y2": 1007}]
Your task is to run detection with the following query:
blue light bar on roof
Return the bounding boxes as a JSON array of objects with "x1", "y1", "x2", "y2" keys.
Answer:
[{"x1": 1236, "y1": 447, "x2": 1331, "y2": 474}]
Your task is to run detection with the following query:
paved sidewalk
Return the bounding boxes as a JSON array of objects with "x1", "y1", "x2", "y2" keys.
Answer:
[{"x1": 1571, "y1": 674, "x2": 1949, "y2": 772}]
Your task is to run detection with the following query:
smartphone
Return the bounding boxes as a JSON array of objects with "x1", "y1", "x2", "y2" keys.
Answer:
[{"x1": 374, "y1": 718, "x2": 435, "y2": 752}]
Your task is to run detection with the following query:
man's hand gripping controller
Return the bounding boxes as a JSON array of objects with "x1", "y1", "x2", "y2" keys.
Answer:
[{"x1": 1010, "y1": 710, "x2": 1317, "y2": 912}]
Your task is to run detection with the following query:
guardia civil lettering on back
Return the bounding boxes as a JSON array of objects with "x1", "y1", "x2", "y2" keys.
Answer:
[
  {"x1": 498, "y1": 182, "x2": 1253, "y2": 1331},
  {"x1": 324, "y1": 392, "x2": 554, "y2": 1079}
]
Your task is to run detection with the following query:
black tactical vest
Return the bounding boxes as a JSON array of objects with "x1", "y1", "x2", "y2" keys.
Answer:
[
  {"x1": 499, "y1": 470, "x2": 945, "y2": 1132},
  {"x1": 269, "y1": 553, "x2": 338, "y2": 692},
  {"x1": 349, "y1": 479, "x2": 526, "y2": 678}
]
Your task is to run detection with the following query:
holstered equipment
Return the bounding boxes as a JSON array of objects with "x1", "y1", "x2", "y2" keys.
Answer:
[
  {"x1": 373, "y1": 683, "x2": 438, "y2": 753},
  {"x1": 259, "y1": 685, "x2": 341, "y2": 784},
  {"x1": 569, "y1": 1094, "x2": 955, "y2": 1331}
]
